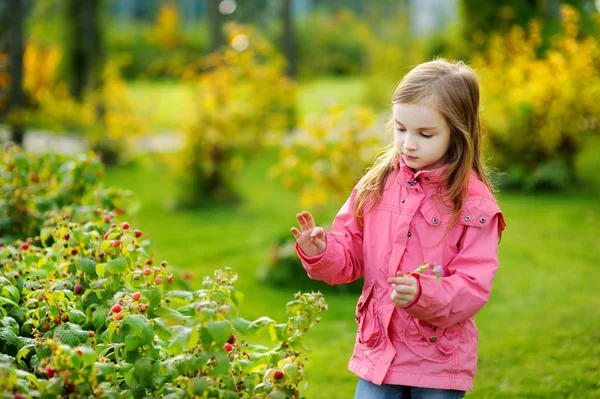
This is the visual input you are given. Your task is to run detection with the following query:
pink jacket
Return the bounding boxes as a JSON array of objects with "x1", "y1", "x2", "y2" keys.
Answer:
[{"x1": 296, "y1": 158, "x2": 506, "y2": 391}]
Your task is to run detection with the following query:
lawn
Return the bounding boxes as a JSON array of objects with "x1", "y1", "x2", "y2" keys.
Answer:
[
  {"x1": 125, "y1": 77, "x2": 366, "y2": 130},
  {"x1": 104, "y1": 150, "x2": 600, "y2": 398}
]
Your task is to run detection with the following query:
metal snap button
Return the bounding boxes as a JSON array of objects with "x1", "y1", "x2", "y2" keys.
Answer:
[
  {"x1": 479, "y1": 217, "x2": 486, "y2": 224},
  {"x1": 407, "y1": 232, "x2": 412, "y2": 237},
  {"x1": 432, "y1": 217, "x2": 439, "y2": 224},
  {"x1": 401, "y1": 199, "x2": 406, "y2": 203},
  {"x1": 464, "y1": 216, "x2": 471, "y2": 222},
  {"x1": 429, "y1": 336, "x2": 437, "y2": 343}
]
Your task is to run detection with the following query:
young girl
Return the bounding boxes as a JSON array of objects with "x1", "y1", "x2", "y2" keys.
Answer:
[{"x1": 290, "y1": 59, "x2": 506, "y2": 399}]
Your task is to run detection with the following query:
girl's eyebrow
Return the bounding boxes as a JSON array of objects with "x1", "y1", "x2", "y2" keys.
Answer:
[{"x1": 394, "y1": 120, "x2": 438, "y2": 131}]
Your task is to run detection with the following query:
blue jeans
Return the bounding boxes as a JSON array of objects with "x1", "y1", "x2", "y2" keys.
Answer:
[{"x1": 354, "y1": 378, "x2": 466, "y2": 399}]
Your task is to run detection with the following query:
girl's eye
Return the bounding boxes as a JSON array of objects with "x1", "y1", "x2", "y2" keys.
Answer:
[
  {"x1": 421, "y1": 133, "x2": 432, "y2": 138},
  {"x1": 396, "y1": 126, "x2": 406, "y2": 132}
]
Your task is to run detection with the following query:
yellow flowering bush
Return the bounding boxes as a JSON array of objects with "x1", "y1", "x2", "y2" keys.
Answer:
[
  {"x1": 270, "y1": 105, "x2": 385, "y2": 210},
  {"x1": 474, "y1": 6, "x2": 600, "y2": 190},
  {"x1": 175, "y1": 23, "x2": 295, "y2": 206},
  {"x1": 13, "y1": 41, "x2": 144, "y2": 162}
]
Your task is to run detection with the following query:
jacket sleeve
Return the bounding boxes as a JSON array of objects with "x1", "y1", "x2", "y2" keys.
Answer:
[
  {"x1": 401, "y1": 212, "x2": 506, "y2": 328},
  {"x1": 295, "y1": 185, "x2": 364, "y2": 285}
]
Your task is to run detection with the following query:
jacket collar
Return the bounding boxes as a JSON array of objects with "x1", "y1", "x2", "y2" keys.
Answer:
[{"x1": 394, "y1": 156, "x2": 450, "y2": 185}]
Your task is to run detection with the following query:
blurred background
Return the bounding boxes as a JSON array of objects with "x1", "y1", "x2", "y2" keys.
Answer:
[{"x1": 1, "y1": 0, "x2": 599, "y2": 397}]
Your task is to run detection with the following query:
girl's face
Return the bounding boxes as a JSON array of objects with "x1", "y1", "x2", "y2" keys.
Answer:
[{"x1": 393, "y1": 101, "x2": 451, "y2": 172}]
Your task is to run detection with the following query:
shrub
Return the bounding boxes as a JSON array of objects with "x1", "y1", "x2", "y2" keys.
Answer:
[
  {"x1": 174, "y1": 23, "x2": 295, "y2": 206},
  {"x1": 0, "y1": 150, "x2": 326, "y2": 398},
  {"x1": 474, "y1": 5, "x2": 600, "y2": 190},
  {"x1": 296, "y1": 9, "x2": 373, "y2": 78},
  {"x1": 271, "y1": 105, "x2": 384, "y2": 210},
  {"x1": 0, "y1": 145, "x2": 138, "y2": 243}
]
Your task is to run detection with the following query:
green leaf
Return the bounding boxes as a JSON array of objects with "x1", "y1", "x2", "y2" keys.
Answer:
[
  {"x1": 205, "y1": 321, "x2": 233, "y2": 346},
  {"x1": 125, "y1": 334, "x2": 147, "y2": 351},
  {"x1": 133, "y1": 358, "x2": 152, "y2": 384},
  {"x1": 96, "y1": 362, "x2": 116, "y2": 377},
  {"x1": 56, "y1": 329, "x2": 79, "y2": 346},
  {"x1": 30, "y1": 354, "x2": 39, "y2": 369},
  {"x1": 154, "y1": 307, "x2": 188, "y2": 326},
  {"x1": 40, "y1": 227, "x2": 52, "y2": 246},
  {"x1": 152, "y1": 318, "x2": 171, "y2": 341},
  {"x1": 123, "y1": 315, "x2": 148, "y2": 335},
  {"x1": 92, "y1": 306, "x2": 109, "y2": 329},
  {"x1": 233, "y1": 318, "x2": 252, "y2": 335},
  {"x1": 2, "y1": 285, "x2": 20, "y2": 304},
  {"x1": 107, "y1": 257, "x2": 128, "y2": 275},
  {"x1": 79, "y1": 346, "x2": 96, "y2": 366},
  {"x1": 16, "y1": 344, "x2": 35, "y2": 363},
  {"x1": 78, "y1": 257, "x2": 97, "y2": 277},
  {"x1": 69, "y1": 310, "x2": 87, "y2": 325},
  {"x1": 142, "y1": 288, "x2": 161, "y2": 311},
  {"x1": 167, "y1": 325, "x2": 191, "y2": 355},
  {"x1": 96, "y1": 263, "x2": 106, "y2": 278}
]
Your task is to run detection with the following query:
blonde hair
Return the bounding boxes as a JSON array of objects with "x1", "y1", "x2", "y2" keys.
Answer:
[{"x1": 354, "y1": 59, "x2": 495, "y2": 230}]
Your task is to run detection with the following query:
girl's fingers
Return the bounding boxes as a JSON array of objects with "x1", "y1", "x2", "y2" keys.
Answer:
[
  {"x1": 302, "y1": 211, "x2": 316, "y2": 229},
  {"x1": 296, "y1": 213, "x2": 309, "y2": 232},
  {"x1": 310, "y1": 227, "x2": 325, "y2": 240},
  {"x1": 290, "y1": 227, "x2": 301, "y2": 240},
  {"x1": 390, "y1": 284, "x2": 415, "y2": 295}
]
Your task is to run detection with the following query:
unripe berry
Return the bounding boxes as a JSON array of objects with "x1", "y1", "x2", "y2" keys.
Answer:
[
  {"x1": 88, "y1": 331, "x2": 95, "y2": 337},
  {"x1": 143, "y1": 267, "x2": 151, "y2": 275},
  {"x1": 104, "y1": 215, "x2": 111, "y2": 223},
  {"x1": 154, "y1": 277, "x2": 162, "y2": 285},
  {"x1": 167, "y1": 275, "x2": 174, "y2": 284},
  {"x1": 161, "y1": 260, "x2": 168, "y2": 267},
  {"x1": 114, "y1": 312, "x2": 124, "y2": 321}
]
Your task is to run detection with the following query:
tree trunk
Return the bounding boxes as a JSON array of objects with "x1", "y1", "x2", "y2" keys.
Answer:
[
  {"x1": 7, "y1": 0, "x2": 25, "y2": 146},
  {"x1": 281, "y1": 0, "x2": 296, "y2": 78},
  {"x1": 208, "y1": 0, "x2": 224, "y2": 52},
  {"x1": 68, "y1": 0, "x2": 104, "y2": 100}
]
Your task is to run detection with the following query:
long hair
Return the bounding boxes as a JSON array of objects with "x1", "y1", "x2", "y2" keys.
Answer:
[{"x1": 354, "y1": 59, "x2": 495, "y2": 230}]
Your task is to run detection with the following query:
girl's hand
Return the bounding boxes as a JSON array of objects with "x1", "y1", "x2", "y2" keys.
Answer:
[
  {"x1": 387, "y1": 272, "x2": 418, "y2": 306},
  {"x1": 291, "y1": 211, "x2": 327, "y2": 258}
]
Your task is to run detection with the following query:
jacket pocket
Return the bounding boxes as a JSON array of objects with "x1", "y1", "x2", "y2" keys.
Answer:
[
  {"x1": 355, "y1": 283, "x2": 381, "y2": 349},
  {"x1": 403, "y1": 317, "x2": 463, "y2": 363}
]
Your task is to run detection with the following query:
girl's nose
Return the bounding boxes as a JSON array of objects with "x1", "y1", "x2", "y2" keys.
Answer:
[{"x1": 403, "y1": 139, "x2": 417, "y2": 151}]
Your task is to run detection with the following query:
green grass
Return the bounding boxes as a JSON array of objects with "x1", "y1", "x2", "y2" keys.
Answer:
[
  {"x1": 125, "y1": 77, "x2": 365, "y2": 130},
  {"x1": 125, "y1": 81, "x2": 195, "y2": 130},
  {"x1": 296, "y1": 76, "x2": 365, "y2": 117},
  {"x1": 104, "y1": 153, "x2": 600, "y2": 398}
]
